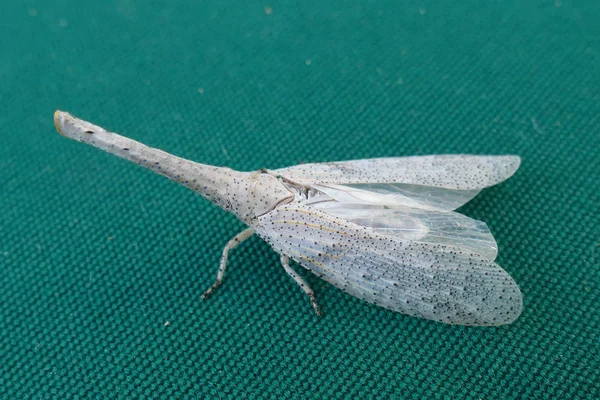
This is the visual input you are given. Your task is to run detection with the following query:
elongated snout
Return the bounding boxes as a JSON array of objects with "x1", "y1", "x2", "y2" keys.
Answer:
[{"x1": 54, "y1": 110, "x2": 106, "y2": 142}]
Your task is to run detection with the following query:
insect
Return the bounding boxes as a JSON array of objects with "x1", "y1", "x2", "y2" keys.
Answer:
[{"x1": 54, "y1": 110, "x2": 523, "y2": 326}]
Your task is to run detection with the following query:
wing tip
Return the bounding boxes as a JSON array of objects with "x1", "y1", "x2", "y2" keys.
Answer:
[
  {"x1": 482, "y1": 155, "x2": 521, "y2": 188},
  {"x1": 503, "y1": 155, "x2": 522, "y2": 178},
  {"x1": 477, "y1": 280, "x2": 523, "y2": 327}
]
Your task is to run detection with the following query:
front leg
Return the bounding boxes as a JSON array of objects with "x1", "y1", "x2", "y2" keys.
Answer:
[{"x1": 201, "y1": 228, "x2": 254, "y2": 299}]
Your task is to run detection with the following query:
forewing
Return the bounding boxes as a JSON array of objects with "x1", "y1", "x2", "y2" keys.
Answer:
[
  {"x1": 254, "y1": 204, "x2": 522, "y2": 326},
  {"x1": 274, "y1": 155, "x2": 521, "y2": 190}
]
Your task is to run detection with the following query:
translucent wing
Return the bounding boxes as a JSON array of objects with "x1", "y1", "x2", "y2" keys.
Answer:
[
  {"x1": 254, "y1": 204, "x2": 522, "y2": 326},
  {"x1": 274, "y1": 155, "x2": 521, "y2": 190},
  {"x1": 307, "y1": 200, "x2": 498, "y2": 260},
  {"x1": 309, "y1": 183, "x2": 480, "y2": 212}
]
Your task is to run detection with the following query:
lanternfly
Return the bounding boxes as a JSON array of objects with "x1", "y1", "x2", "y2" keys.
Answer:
[{"x1": 54, "y1": 111, "x2": 522, "y2": 326}]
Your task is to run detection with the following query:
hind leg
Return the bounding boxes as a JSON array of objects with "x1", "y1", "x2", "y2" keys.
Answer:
[{"x1": 279, "y1": 254, "x2": 322, "y2": 316}]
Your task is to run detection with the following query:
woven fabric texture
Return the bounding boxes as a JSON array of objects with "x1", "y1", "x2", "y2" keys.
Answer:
[{"x1": 1, "y1": 1, "x2": 599, "y2": 398}]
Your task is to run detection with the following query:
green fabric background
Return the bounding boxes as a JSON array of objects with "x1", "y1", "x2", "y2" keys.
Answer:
[{"x1": 1, "y1": 0, "x2": 599, "y2": 398}]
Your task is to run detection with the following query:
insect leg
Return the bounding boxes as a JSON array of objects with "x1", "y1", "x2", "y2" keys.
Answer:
[
  {"x1": 279, "y1": 255, "x2": 322, "y2": 316},
  {"x1": 201, "y1": 228, "x2": 254, "y2": 299}
]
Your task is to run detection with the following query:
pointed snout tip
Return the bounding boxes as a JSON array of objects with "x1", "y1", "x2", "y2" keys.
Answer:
[{"x1": 54, "y1": 110, "x2": 67, "y2": 136}]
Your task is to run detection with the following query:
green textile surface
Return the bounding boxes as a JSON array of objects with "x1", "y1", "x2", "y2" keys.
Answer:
[{"x1": 1, "y1": 0, "x2": 599, "y2": 398}]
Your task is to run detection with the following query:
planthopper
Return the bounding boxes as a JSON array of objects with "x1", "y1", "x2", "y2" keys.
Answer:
[{"x1": 53, "y1": 111, "x2": 523, "y2": 326}]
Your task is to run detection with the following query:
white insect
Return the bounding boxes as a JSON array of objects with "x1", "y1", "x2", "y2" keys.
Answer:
[{"x1": 54, "y1": 111, "x2": 523, "y2": 326}]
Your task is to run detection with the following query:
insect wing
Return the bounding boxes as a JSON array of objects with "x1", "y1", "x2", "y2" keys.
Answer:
[
  {"x1": 307, "y1": 201, "x2": 498, "y2": 260},
  {"x1": 308, "y1": 182, "x2": 481, "y2": 212},
  {"x1": 274, "y1": 155, "x2": 521, "y2": 190},
  {"x1": 254, "y1": 204, "x2": 522, "y2": 326}
]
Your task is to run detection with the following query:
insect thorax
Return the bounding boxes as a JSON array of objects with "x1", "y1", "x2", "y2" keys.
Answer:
[{"x1": 226, "y1": 171, "x2": 295, "y2": 223}]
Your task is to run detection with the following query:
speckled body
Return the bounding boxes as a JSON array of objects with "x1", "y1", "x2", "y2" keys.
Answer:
[
  {"x1": 53, "y1": 111, "x2": 294, "y2": 224},
  {"x1": 54, "y1": 111, "x2": 523, "y2": 326}
]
